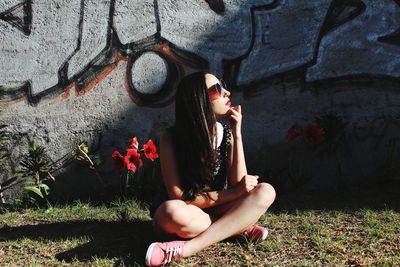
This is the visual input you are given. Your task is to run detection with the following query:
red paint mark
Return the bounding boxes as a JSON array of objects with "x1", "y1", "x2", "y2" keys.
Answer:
[
  {"x1": 76, "y1": 51, "x2": 124, "y2": 97},
  {"x1": 2, "y1": 51, "x2": 129, "y2": 104},
  {"x1": 124, "y1": 69, "x2": 141, "y2": 105},
  {"x1": 124, "y1": 41, "x2": 200, "y2": 107},
  {"x1": 118, "y1": 52, "x2": 128, "y2": 62},
  {"x1": 124, "y1": 68, "x2": 176, "y2": 107},
  {"x1": 2, "y1": 44, "x2": 189, "y2": 106},
  {"x1": 154, "y1": 42, "x2": 186, "y2": 66},
  {"x1": 60, "y1": 82, "x2": 75, "y2": 100},
  {"x1": 0, "y1": 95, "x2": 28, "y2": 105},
  {"x1": 123, "y1": 43, "x2": 181, "y2": 107},
  {"x1": 153, "y1": 41, "x2": 201, "y2": 76}
]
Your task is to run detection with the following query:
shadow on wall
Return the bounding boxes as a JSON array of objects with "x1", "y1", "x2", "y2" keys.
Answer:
[
  {"x1": 270, "y1": 180, "x2": 400, "y2": 212},
  {"x1": 1, "y1": 0, "x2": 400, "y2": 201}
]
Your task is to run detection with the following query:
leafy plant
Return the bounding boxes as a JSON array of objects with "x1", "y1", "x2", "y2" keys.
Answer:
[
  {"x1": 314, "y1": 113, "x2": 348, "y2": 179},
  {"x1": 284, "y1": 122, "x2": 324, "y2": 189},
  {"x1": 24, "y1": 183, "x2": 50, "y2": 199},
  {"x1": 75, "y1": 136, "x2": 102, "y2": 166},
  {"x1": 19, "y1": 146, "x2": 55, "y2": 183},
  {"x1": 18, "y1": 145, "x2": 57, "y2": 203},
  {"x1": 314, "y1": 112, "x2": 348, "y2": 154},
  {"x1": 74, "y1": 136, "x2": 105, "y2": 187},
  {"x1": 284, "y1": 113, "x2": 348, "y2": 188}
]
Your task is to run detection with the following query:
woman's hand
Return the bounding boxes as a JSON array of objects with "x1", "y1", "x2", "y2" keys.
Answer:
[
  {"x1": 235, "y1": 174, "x2": 259, "y2": 195},
  {"x1": 227, "y1": 105, "x2": 242, "y2": 138}
]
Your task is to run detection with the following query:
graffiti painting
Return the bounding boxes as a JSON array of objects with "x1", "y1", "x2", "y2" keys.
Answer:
[{"x1": 0, "y1": 0, "x2": 399, "y2": 106}]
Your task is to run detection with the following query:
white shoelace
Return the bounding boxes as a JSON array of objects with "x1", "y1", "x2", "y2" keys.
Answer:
[{"x1": 164, "y1": 246, "x2": 183, "y2": 264}]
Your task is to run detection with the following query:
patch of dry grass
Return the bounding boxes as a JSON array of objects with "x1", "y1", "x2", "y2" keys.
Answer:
[
  {"x1": 177, "y1": 209, "x2": 400, "y2": 266},
  {"x1": 1, "y1": 184, "x2": 399, "y2": 266}
]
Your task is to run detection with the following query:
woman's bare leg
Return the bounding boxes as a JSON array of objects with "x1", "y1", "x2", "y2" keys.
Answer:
[
  {"x1": 182, "y1": 183, "x2": 275, "y2": 257},
  {"x1": 154, "y1": 199, "x2": 215, "y2": 239}
]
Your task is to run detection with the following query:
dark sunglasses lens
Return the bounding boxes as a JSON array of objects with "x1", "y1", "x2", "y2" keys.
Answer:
[
  {"x1": 208, "y1": 84, "x2": 221, "y2": 100},
  {"x1": 215, "y1": 83, "x2": 223, "y2": 95},
  {"x1": 220, "y1": 79, "x2": 227, "y2": 90}
]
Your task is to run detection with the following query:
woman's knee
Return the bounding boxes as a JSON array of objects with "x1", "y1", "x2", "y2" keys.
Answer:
[
  {"x1": 154, "y1": 200, "x2": 212, "y2": 238},
  {"x1": 155, "y1": 200, "x2": 193, "y2": 227},
  {"x1": 251, "y1": 183, "x2": 276, "y2": 209}
]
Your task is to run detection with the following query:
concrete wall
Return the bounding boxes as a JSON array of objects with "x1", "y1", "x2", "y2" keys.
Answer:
[{"x1": 1, "y1": 0, "x2": 400, "y2": 200}]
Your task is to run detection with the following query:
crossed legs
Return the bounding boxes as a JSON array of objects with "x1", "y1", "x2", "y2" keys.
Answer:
[{"x1": 153, "y1": 182, "x2": 276, "y2": 257}]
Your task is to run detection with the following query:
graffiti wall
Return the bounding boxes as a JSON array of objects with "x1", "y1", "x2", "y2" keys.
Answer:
[{"x1": 1, "y1": 0, "x2": 400, "y2": 197}]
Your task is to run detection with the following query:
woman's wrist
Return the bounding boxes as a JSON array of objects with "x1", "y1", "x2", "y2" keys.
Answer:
[{"x1": 233, "y1": 133, "x2": 243, "y2": 141}]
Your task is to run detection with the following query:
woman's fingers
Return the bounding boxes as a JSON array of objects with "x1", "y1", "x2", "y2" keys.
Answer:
[
  {"x1": 239, "y1": 175, "x2": 260, "y2": 193},
  {"x1": 235, "y1": 105, "x2": 241, "y2": 113},
  {"x1": 231, "y1": 105, "x2": 241, "y2": 113},
  {"x1": 229, "y1": 114, "x2": 239, "y2": 122},
  {"x1": 243, "y1": 175, "x2": 259, "y2": 192},
  {"x1": 228, "y1": 107, "x2": 242, "y2": 125},
  {"x1": 229, "y1": 107, "x2": 241, "y2": 116},
  {"x1": 229, "y1": 110, "x2": 241, "y2": 119}
]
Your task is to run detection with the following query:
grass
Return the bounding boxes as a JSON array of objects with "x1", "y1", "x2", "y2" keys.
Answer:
[{"x1": 1, "y1": 183, "x2": 400, "y2": 266}]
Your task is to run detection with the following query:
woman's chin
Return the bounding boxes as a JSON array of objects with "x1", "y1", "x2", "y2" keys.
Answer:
[
  {"x1": 214, "y1": 112, "x2": 225, "y2": 119},
  {"x1": 220, "y1": 111, "x2": 230, "y2": 119}
]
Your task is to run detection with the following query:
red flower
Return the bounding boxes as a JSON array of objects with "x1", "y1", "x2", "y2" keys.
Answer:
[
  {"x1": 111, "y1": 151, "x2": 125, "y2": 171},
  {"x1": 128, "y1": 137, "x2": 139, "y2": 149},
  {"x1": 303, "y1": 123, "x2": 324, "y2": 145},
  {"x1": 125, "y1": 148, "x2": 142, "y2": 173},
  {"x1": 286, "y1": 124, "x2": 302, "y2": 143},
  {"x1": 143, "y1": 139, "x2": 159, "y2": 161}
]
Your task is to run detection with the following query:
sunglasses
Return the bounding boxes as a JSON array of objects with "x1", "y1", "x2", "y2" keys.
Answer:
[{"x1": 208, "y1": 79, "x2": 228, "y2": 101}]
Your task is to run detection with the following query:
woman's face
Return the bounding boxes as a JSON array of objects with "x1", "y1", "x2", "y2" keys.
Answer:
[{"x1": 205, "y1": 74, "x2": 231, "y2": 117}]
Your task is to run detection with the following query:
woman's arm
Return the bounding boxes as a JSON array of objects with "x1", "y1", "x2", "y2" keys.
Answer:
[
  {"x1": 226, "y1": 105, "x2": 248, "y2": 187},
  {"x1": 160, "y1": 131, "x2": 244, "y2": 209}
]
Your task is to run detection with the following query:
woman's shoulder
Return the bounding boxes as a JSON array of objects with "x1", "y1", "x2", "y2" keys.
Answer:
[{"x1": 216, "y1": 121, "x2": 231, "y2": 133}]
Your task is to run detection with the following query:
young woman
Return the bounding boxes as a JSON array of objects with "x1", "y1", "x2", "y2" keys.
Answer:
[{"x1": 145, "y1": 72, "x2": 276, "y2": 266}]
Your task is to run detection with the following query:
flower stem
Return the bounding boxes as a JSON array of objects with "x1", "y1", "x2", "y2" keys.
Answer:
[{"x1": 125, "y1": 171, "x2": 130, "y2": 196}]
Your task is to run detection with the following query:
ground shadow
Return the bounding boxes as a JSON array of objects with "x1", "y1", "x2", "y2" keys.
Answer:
[
  {"x1": 269, "y1": 180, "x2": 400, "y2": 213},
  {"x1": 0, "y1": 219, "x2": 156, "y2": 266},
  {"x1": 1, "y1": 180, "x2": 399, "y2": 266}
]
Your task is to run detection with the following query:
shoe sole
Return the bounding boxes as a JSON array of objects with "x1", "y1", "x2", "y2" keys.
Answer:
[
  {"x1": 261, "y1": 228, "x2": 269, "y2": 241},
  {"x1": 145, "y1": 242, "x2": 157, "y2": 266}
]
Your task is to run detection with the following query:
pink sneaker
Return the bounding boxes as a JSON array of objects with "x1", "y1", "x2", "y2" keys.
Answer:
[
  {"x1": 145, "y1": 240, "x2": 186, "y2": 266},
  {"x1": 242, "y1": 224, "x2": 269, "y2": 242}
]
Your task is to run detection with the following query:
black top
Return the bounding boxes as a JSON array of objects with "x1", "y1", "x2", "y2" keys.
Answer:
[{"x1": 150, "y1": 123, "x2": 232, "y2": 217}]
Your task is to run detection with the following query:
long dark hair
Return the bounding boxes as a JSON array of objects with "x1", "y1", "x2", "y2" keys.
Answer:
[{"x1": 171, "y1": 71, "x2": 217, "y2": 200}]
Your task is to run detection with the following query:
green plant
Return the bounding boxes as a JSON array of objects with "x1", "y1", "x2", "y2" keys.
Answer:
[
  {"x1": 285, "y1": 113, "x2": 348, "y2": 188},
  {"x1": 18, "y1": 145, "x2": 57, "y2": 203},
  {"x1": 75, "y1": 136, "x2": 102, "y2": 165},
  {"x1": 74, "y1": 136, "x2": 105, "y2": 187},
  {"x1": 314, "y1": 113, "x2": 347, "y2": 151},
  {"x1": 285, "y1": 123, "x2": 324, "y2": 189},
  {"x1": 314, "y1": 113, "x2": 348, "y2": 179}
]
